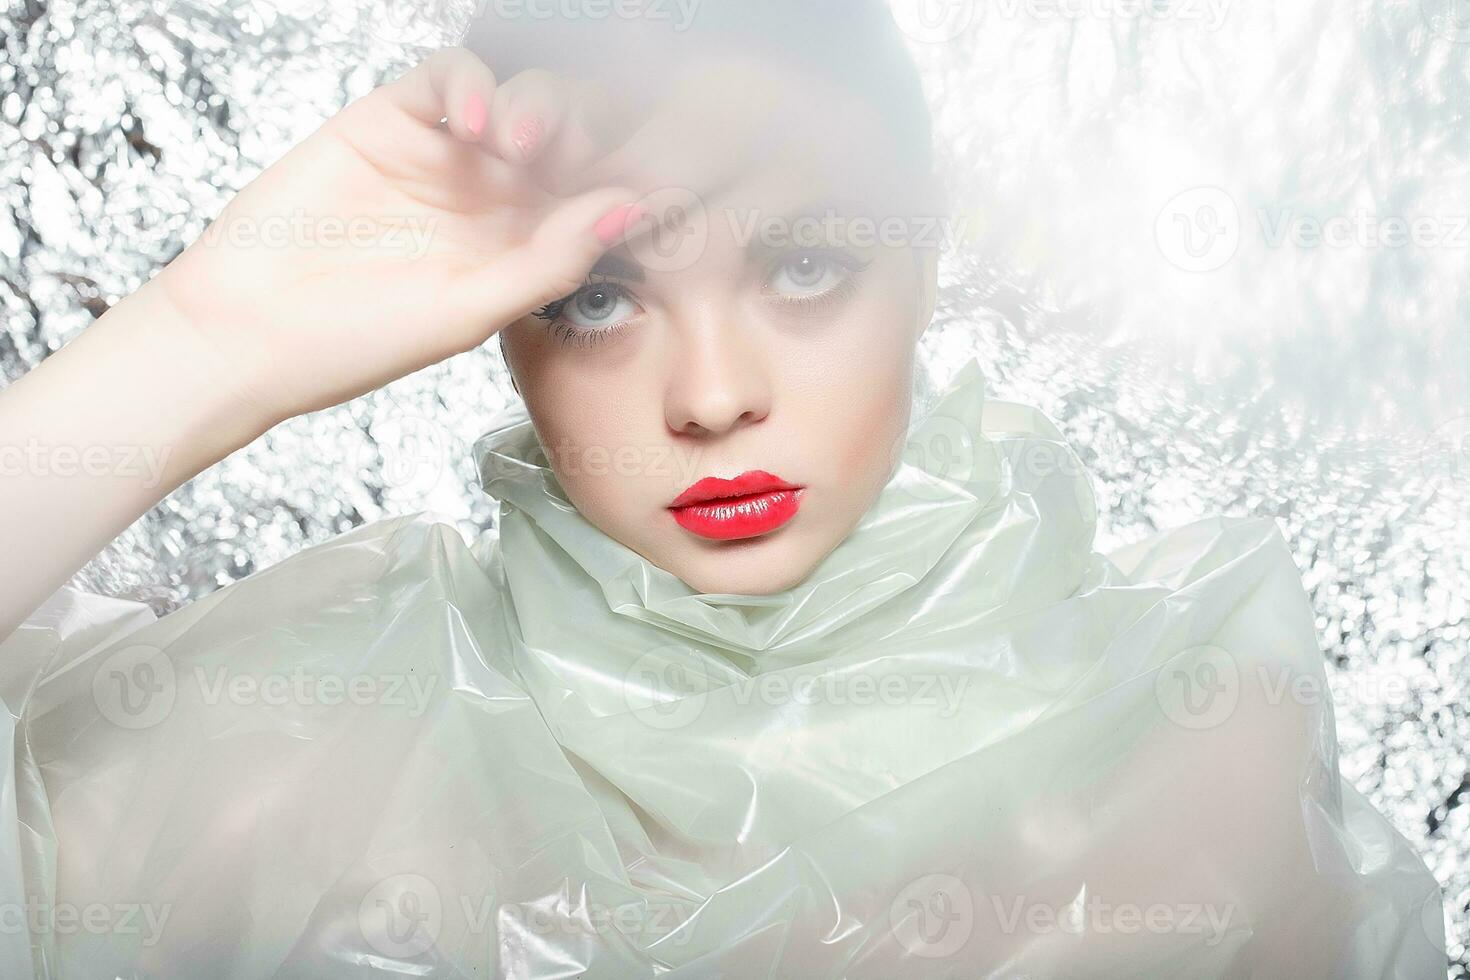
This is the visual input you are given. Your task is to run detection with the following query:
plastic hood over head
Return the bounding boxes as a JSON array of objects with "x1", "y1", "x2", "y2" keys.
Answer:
[{"x1": 0, "y1": 357, "x2": 1447, "y2": 978}]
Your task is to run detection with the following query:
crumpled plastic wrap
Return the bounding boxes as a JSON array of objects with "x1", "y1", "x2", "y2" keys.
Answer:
[
  {"x1": 0, "y1": 358, "x2": 1449, "y2": 976},
  {"x1": 3, "y1": 0, "x2": 1467, "y2": 974}
]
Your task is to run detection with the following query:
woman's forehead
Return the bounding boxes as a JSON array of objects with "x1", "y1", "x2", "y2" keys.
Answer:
[{"x1": 575, "y1": 55, "x2": 918, "y2": 209}]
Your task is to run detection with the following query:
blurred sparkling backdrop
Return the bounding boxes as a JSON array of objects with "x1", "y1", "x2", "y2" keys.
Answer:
[{"x1": 1, "y1": 0, "x2": 1466, "y2": 971}]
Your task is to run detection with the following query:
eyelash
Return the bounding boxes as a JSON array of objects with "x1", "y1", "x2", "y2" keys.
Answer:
[
  {"x1": 531, "y1": 275, "x2": 628, "y2": 348},
  {"x1": 768, "y1": 252, "x2": 870, "y2": 314},
  {"x1": 532, "y1": 304, "x2": 632, "y2": 349},
  {"x1": 531, "y1": 251, "x2": 873, "y2": 349}
]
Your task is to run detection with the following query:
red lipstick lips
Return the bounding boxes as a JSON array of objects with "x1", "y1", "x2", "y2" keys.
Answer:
[{"x1": 669, "y1": 470, "x2": 805, "y2": 541}]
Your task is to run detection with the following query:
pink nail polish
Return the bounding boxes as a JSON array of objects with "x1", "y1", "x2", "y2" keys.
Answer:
[
  {"x1": 594, "y1": 204, "x2": 646, "y2": 247},
  {"x1": 512, "y1": 115, "x2": 545, "y2": 158},
  {"x1": 463, "y1": 93, "x2": 487, "y2": 137}
]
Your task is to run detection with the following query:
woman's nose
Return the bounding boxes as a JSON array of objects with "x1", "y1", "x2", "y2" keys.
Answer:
[{"x1": 663, "y1": 314, "x2": 773, "y2": 438}]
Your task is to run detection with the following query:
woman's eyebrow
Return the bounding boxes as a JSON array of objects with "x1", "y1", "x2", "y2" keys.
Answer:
[
  {"x1": 588, "y1": 252, "x2": 646, "y2": 281},
  {"x1": 742, "y1": 200, "x2": 869, "y2": 258}
]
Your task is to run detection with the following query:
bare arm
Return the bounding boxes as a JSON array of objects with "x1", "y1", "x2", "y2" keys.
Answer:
[
  {"x1": 0, "y1": 281, "x2": 267, "y2": 640},
  {"x1": 0, "y1": 46, "x2": 639, "y2": 640}
]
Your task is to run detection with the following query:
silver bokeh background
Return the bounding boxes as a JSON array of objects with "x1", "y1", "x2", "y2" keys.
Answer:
[{"x1": 1, "y1": 0, "x2": 1466, "y2": 971}]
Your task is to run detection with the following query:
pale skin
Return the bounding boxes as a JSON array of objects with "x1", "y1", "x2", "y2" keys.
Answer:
[
  {"x1": 0, "y1": 39, "x2": 1371, "y2": 973},
  {"x1": 0, "y1": 47, "x2": 630, "y2": 639},
  {"x1": 0, "y1": 44, "x2": 939, "y2": 639}
]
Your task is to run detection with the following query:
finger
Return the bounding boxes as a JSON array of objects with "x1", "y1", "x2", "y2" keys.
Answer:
[
  {"x1": 444, "y1": 188, "x2": 644, "y2": 345},
  {"x1": 532, "y1": 79, "x2": 638, "y2": 197},
  {"x1": 576, "y1": 106, "x2": 756, "y2": 200},
  {"x1": 616, "y1": 185, "x2": 712, "y2": 278},
  {"x1": 378, "y1": 47, "x2": 499, "y2": 145},
  {"x1": 328, "y1": 49, "x2": 532, "y2": 203},
  {"x1": 568, "y1": 61, "x2": 788, "y2": 202},
  {"x1": 489, "y1": 69, "x2": 570, "y2": 165}
]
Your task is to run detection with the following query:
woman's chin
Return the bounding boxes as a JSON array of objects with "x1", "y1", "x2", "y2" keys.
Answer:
[{"x1": 657, "y1": 531, "x2": 825, "y2": 597}]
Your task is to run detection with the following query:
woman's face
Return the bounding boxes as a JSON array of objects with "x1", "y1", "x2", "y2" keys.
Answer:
[{"x1": 500, "y1": 56, "x2": 935, "y2": 595}]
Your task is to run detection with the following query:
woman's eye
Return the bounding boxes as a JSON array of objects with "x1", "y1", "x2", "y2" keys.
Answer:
[
  {"x1": 562, "y1": 283, "x2": 638, "y2": 329},
  {"x1": 767, "y1": 253, "x2": 851, "y2": 298}
]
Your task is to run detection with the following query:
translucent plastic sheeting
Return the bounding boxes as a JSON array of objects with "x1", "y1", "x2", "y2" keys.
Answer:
[
  {"x1": 0, "y1": 358, "x2": 1447, "y2": 977},
  {"x1": 3, "y1": 2, "x2": 1466, "y2": 968}
]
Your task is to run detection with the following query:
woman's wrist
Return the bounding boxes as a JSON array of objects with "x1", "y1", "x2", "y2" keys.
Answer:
[
  {"x1": 109, "y1": 273, "x2": 281, "y2": 476},
  {"x1": 0, "y1": 275, "x2": 279, "y2": 638}
]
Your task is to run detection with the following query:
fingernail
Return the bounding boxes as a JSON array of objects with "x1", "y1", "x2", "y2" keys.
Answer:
[
  {"x1": 463, "y1": 93, "x2": 487, "y2": 137},
  {"x1": 594, "y1": 204, "x2": 645, "y2": 247},
  {"x1": 512, "y1": 115, "x2": 545, "y2": 158}
]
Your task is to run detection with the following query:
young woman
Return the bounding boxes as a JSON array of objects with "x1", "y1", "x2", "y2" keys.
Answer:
[{"x1": 0, "y1": 1, "x2": 1447, "y2": 976}]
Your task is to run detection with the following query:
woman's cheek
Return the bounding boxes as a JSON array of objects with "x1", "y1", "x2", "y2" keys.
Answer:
[
  {"x1": 829, "y1": 316, "x2": 916, "y2": 476},
  {"x1": 545, "y1": 405, "x2": 658, "y2": 528},
  {"x1": 814, "y1": 355, "x2": 908, "y2": 486}
]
